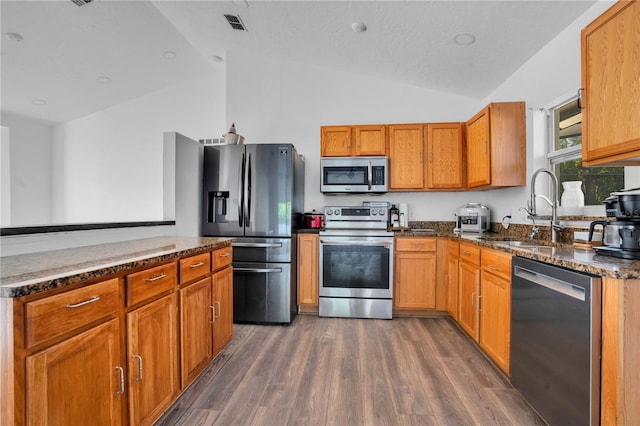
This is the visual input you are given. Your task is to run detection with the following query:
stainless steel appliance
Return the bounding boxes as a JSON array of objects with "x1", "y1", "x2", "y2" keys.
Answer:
[
  {"x1": 319, "y1": 206, "x2": 393, "y2": 319},
  {"x1": 320, "y1": 157, "x2": 388, "y2": 193},
  {"x1": 454, "y1": 203, "x2": 491, "y2": 233},
  {"x1": 590, "y1": 188, "x2": 640, "y2": 259},
  {"x1": 511, "y1": 257, "x2": 601, "y2": 426},
  {"x1": 202, "y1": 143, "x2": 304, "y2": 324}
]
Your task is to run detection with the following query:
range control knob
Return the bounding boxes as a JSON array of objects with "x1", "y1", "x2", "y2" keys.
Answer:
[
  {"x1": 334, "y1": 209, "x2": 340, "y2": 216},
  {"x1": 326, "y1": 208, "x2": 333, "y2": 215},
  {"x1": 371, "y1": 210, "x2": 378, "y2": 216}
]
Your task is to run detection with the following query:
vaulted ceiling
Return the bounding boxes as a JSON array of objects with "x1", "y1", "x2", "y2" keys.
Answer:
[{"x1": 1, "y1": 0, "x2": 596, "y2": 125}]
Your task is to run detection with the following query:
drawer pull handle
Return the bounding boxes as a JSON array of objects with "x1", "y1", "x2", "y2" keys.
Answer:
[
  {"x1": 66, "y1": 296, "x2": 100, "y2": 309},
  {"x1": 487, "y1": 265, "x2": 500, "y2": 271},
  {"x1": 115, "y1": 366, "x2": 125, "y2": 395},
  {"x1": 189, "y1": 262, "x2": 205, "y2": 268},
  {"x1": 210, "y1": 305, "x2": 216, "y2": 324},
  {"x1": 463, "y1": 250, "x2": 471, "y2": 255},
  {"x1": 134, "y1": 355, "x2": 143, "y2": 381},
  {"x1": 146, "y1": 273, "x2": 167, "y2": 282},
  {"x1": 219, "y1": 253, "x2": 231, "y2": 258}
]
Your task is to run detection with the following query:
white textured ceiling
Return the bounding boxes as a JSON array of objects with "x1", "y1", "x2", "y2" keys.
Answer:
[{"x1": 1, "y1": 0, "x2": 597, "y2": 125}]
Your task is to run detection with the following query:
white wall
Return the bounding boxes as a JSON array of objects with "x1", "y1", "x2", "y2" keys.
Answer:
[
  {"x1": 0, "y1": 113, "x2": 53, "y2": 226},
  {"x1": 225, "y1": 50, "x2": 482, "y2": 221},
  {"x1": 481, "y1": 0, "x2": 617, "y2": 224},
  {"x1": 51, "y1": 73, "x2": 224, "y2": 224}
]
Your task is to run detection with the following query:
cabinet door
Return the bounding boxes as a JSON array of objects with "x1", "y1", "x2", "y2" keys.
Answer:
[
  {"x1": 394, "y1": 252, "x2": 437, "y2": 309},
  {"x1": 458, "y1": 260, "x2": 480, "y2": 340},
  {"x1": 127, "y1": 293, "x2": 179, "y2": 426},
  {"x1": 354, "y1": 125, "x2": 387, "y2": 156},
  {"x1": 321, "y1": 126, "x2": 352, "y2": 156},
  {"x1": 213, "y1": 266, "x2": 234, "y2": 356},
  {"x1": 479, "y1": 272, "x2": 511, "y2": 374},
  {"x1": 466, "y1": 109, "x2": 491, "y2": 188},
  {"x1": 179, "y1": 277, "x2": 213, "y2": 389},
  {"x1": 26, "y1": 319, "x2": 123, "y2": 426},
  {"x1": 388, "y1": 124, "x2": 425, "y2": 189},
  {"x1": 426, "y1": 123, "x2": 464, "y2": 189},
  {"x1": 581, "y1": 0, "x2": 640, "y2": 166},
  {"x1": 446, "y1": 254, "x2": 459, "y2": 320},
  {"x1": 297, "y1": 233, "x2": 319, "y2": 308}
]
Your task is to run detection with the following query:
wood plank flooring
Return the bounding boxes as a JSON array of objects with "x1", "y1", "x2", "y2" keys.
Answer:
[{"x1": 156, "y1": 315, "x2": 545, "y2": 426}]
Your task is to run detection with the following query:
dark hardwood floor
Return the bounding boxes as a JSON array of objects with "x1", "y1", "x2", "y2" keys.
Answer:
[{"x1": 156, "y1": 315, "x2": 545, "y2": 426}]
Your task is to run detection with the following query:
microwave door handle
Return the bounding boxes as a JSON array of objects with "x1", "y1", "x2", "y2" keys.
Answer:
[{"x1": 367, "y1": 160, "x2": 372, "y2": 190}]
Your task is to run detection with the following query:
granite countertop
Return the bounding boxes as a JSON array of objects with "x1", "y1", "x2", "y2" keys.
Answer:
[
  {"x1": 396, "y1": 230, "x2": 640, "y2": 280},
  {"x1": 0, "y1": 236, "x2": 234, "y2": 298}
]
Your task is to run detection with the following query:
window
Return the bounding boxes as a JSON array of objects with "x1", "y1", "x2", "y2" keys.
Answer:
[{"x1": 547, "y1": 96, "x2": 624, "y2": 207}]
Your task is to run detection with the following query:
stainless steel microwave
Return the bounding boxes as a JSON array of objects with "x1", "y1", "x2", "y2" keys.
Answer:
[{"x1": 320, "y1": 157, "x2": 388, "y2": 193}]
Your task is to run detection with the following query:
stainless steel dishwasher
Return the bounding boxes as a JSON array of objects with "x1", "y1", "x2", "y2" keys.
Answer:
[{"x1": 511, "y1": 257, "x2": 601, "y2": 426}]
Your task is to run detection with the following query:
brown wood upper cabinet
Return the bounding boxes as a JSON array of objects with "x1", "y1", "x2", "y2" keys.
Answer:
[
  {"x1": 581, "y1": 0, "x2": 640, "y2": 166},
  {"x1": 388, "y1": 124, "x2": 425, "y2": 189},
  {"x1": 425, "y1": 123, "x2": 464, "y2": 189},
  {"x1": 320, "y1": 125, "x2": 387, "y2": 157},
  {"x1": 465, "y1": 102, "x2": 526, "y2": 189}
]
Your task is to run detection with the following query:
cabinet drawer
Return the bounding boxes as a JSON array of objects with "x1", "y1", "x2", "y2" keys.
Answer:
[
  {"x1": 25, "y1": 278, "x2": 120, "y2": 348},
  {"x1": 212, "y1": 246, "x2": 232, "y2": 271},
  {"x1": 395, "y1": 238, "x2": 436, "y2": 252},
  {"x1": 180, "y1": 252, "x2": 211, "y2": 284},
  {"x1": 447, "y1": 240, "x2": 459, "y2": 258},
  {"x1": 459, "y1": 242, "x2": 481, "y2": 266},
  {"x1": 481, "y1": 248, "x2": 512, "y2": 280},
  {"x1": 126, "y1": 262, "x2": 177, "y2": 306}
]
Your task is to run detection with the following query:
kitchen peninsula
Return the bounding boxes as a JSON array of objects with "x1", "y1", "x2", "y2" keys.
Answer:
[{"x1": 1, "y1": 236, "x2": 234, "y2": 426}]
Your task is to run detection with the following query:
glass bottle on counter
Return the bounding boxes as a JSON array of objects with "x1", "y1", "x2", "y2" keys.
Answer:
[{"x1": 390, "y1": 204, "x2": 400, "y2": 228}]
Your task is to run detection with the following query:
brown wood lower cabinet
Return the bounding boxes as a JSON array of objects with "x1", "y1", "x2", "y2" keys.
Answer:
[
  {"x1": 297, "y1": 233, "x2": 319, "y2": 313},
  {"x1": 445, "y1": 240, "x2": 459, "y2": 320},
  {"x1": 213, "y1": 266, "x2": 233, "y2": 356},
  {"x1": 454, "y1": 243, "x2": 511, "y2": 375},
  {"x1": 179, "y1": 277, "x2": 213, "y2": 388},
  {"x1": 9, "y1": 244, "x2": 234, "y2": 426},
  {"x1": 26, "y1": 318, "x2": 124, "y2": 426},
  {"x1": 126, "y1": 293, "x2": 179, "y2": 426},
  {"x1": 394, "y1": 238, "x2": 437, "y2": 310}
]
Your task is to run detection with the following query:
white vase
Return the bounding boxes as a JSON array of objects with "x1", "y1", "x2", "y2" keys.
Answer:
[{"x1": 560, "y1": 181, "x2": 584, "y2": 215}]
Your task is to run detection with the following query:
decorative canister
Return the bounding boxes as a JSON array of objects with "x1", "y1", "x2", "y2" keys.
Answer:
[{"x1": 561, "y1": 181, "x2": 584, "y2": 215}]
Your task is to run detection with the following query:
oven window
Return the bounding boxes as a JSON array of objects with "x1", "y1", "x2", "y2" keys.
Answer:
[
  {"x1": 323, "y1": 167, "x2": 368, "y2": 185},
  {"x1": 322, "y1": 244, "x2": 390, "y2": 289}
]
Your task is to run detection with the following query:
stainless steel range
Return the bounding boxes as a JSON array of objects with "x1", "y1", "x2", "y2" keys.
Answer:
[{"x1": 319, "y1": 206, "x2": 394, "y2": 319}]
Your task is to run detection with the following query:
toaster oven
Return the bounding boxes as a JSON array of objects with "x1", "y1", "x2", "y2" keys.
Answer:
[{"x1": 454, "y1": 203, "x2": 491, "y2": 233}]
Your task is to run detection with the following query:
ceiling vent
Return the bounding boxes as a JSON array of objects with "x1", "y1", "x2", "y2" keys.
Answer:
[
  {"x1": 71, "y1": 0, "x2": 94, "y2": 6},
  {"x1": 224, "y1": 14, "x2": 247, "y2": 31}
]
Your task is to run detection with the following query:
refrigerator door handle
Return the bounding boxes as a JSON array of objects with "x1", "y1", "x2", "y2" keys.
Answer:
[
  {"x1": 232, "y1": 242, "x2": 283, "y2": 248},
  {"x1": 234, "y1": 267, "x2": 283, "y2": 273},
  {"x1": 245, "y1": 152, "x2": 252, "y2": 227},
  {"x1": 238, "y1": 152, "x2": 246, "y2": 226}
]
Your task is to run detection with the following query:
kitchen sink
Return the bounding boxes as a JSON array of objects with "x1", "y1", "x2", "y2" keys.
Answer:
[{"x1": 507, "y1": 241, "x2": 540, "y2": 247}]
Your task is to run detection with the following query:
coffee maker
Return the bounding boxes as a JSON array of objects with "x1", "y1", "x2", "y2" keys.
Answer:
[{"x1": 590, "y1": 188, "x2": 640, "y2": 259}]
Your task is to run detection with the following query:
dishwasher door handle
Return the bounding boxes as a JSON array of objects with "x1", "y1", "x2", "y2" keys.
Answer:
[{"x1": 514, "y1": 266, "x2": 586, "y2": 301}]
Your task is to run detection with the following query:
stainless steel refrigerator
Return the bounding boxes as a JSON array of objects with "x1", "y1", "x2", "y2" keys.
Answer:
[{"x1": 202, "y1": 143, "x2": 304, "y2": 324}]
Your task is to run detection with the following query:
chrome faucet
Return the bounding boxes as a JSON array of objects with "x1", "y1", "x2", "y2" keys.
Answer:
[{"x1": 526, "y1": 168, "x2": 565, "y2": 243}]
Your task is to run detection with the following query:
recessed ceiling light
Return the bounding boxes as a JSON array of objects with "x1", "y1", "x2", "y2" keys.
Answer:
[
  {"x1": 454, "y1": 32, "x2": 476, "y2": 46},
  {"x1": 96, "y1": 76, "x2": 112, "y2": 84},
  {"x1": 31, "y1": 99, "x2": 47, "y2": 106},
  {"x1": 3, "y1": 32, "x2": 23, "y2": 42},
  {"x1": 163, "y1": 50, "x2": 177, "y2": 60},
  {"x1": 232, "y1": 0, "x2": 249, "y2": 8},
  {"x1": 212, "y1": 55, "x2": 224, "y2": 63},
  {"x1": 351, "y1": 22, "x2": 367, "y2": 33}
]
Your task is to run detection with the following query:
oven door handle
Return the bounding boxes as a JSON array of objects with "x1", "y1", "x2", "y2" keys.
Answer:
[{"x1": 320, "y1": 239, "x2": 392, "y2": 247}]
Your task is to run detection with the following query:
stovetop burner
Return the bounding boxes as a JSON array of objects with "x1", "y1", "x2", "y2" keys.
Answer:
[{"x1": 593, "y1": 246, "x2": 640, "y2": 260}]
